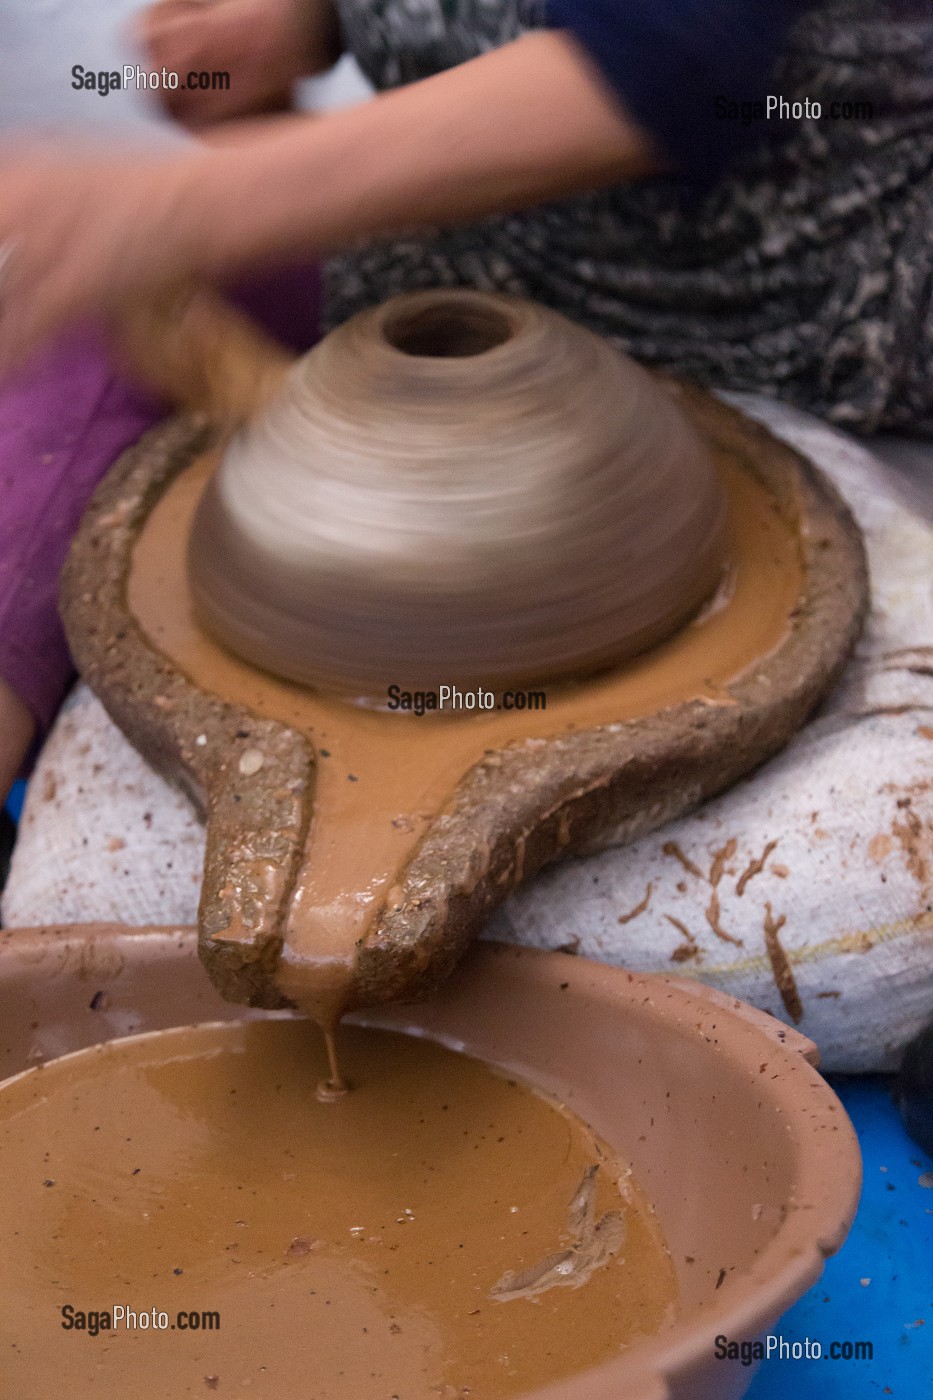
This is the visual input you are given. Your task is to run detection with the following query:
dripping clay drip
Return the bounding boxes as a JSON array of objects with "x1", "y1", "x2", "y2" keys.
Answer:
[{"x1": 317, "y1": 1026, "x2": 349, "y2": 1101}]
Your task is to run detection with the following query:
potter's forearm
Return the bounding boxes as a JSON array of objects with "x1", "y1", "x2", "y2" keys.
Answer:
[{"x1": 203, "y1": 31, "x2": 661, "y2": 267}]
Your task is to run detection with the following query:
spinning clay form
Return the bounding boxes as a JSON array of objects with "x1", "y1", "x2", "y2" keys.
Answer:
[{"x1": 187, "y1": 291, "x2": 728, "y2": 693}]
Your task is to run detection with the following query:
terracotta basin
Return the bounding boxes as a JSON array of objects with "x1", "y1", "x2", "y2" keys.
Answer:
[{"x1": 0, "y1": 924, "x2": 861, "y2": 1400}]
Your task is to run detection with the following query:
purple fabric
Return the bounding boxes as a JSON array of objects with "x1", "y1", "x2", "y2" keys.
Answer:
[
  {"x1": 0, "y1": 265, "x2": 321, "y2": 756},
  {"x1": 0, "y1": 326, "x2": 161, "y2": 739}
]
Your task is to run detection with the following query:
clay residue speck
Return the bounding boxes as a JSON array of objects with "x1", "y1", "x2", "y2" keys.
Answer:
[
  {"x1": 736, "y1": 840, "x2": 778, "y2": 896},
  {"x1": 762, "y1": 902, "x2": 803, "y2": 1024},
  {"x1": 891, "y1": 798, "x2": 931, "y2": 892},
  {"x1": 491, "y1": 1166, "x2": 625, "y2": 1302},
  {"x1": 662, "y1": 842, "x2": 703, "y2": 880},
  {"x1": 708, "y1": 838, "x2": 738, "y2": 889},
  {"x1": 665, "y1": 914, "x2": 700, "y2": 962},
  {"x1": 704, "y1": 890, "x2": 742, "y2": 947},
  {"x1": 618, "y1": 884, "x2": 653, "y2": 925}
]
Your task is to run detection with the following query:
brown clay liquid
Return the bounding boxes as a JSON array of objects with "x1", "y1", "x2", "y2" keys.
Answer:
[
  {"x1": 128, "y1": 451, "x2": 802, "y2": 1028},
  {"x1": 0, "y1": 1020, "x2": 677, "y2": 1400}
]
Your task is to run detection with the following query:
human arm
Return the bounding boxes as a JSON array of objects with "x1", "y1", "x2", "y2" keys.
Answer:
[{"x1": 0, "y1": 28, "x2": 661, "y2": 370}]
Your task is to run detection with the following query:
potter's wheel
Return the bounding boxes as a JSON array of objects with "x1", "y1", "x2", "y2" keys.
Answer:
[{"x1": 62, "y1": 302, "x2": 867, "y2": 1020}]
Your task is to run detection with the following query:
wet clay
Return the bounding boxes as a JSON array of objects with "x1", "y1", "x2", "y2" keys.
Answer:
[
  {"x1": 128, "y1": 446, "x2": 803, "y2": 1029},
  {"x1": 0, "y1": 1019, "x2": 677, "y2": 1400},
  {"x1": 188, "y1": 292, "x2": 728, "y2": 694}
]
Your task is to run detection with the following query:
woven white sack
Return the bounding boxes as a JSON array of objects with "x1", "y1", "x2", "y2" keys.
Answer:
[
  {"x1": 2, "y1": 684, "x2": 205, "y2": 929},
  {"x1": 4, "y1": 396, "x2": 932, "y2": 1070}
]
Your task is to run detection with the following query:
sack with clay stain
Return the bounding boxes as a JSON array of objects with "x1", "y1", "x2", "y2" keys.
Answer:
[{"x1": 489, "y1": 398, "x2": 933, "y2": 1073}]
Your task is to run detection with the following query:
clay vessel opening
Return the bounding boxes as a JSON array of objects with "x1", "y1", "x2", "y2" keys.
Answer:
[{"x1": 382, "y1": 298, "x2": 514, "y2": 358}]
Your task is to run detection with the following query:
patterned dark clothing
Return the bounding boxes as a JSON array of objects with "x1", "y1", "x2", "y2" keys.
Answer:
[{"x1": 328, "y1": 0, "x2": 933, "y2": 434}]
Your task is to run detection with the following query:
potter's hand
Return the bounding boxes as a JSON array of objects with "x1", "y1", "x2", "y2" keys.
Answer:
[
  {"x1": 0, "y1": 147, "x2": 218, "y2": 373},
  {"x1": 137, "y1": 0, "x2": 342, "y2": 128}
]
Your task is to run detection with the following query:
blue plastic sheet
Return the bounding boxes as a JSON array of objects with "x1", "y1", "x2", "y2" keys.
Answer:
[
  {"x1": 4, "y1": 778, "x2": 26, "y2": 824},
  {"x1": 747, "y1": 1077, "x2": 933, "y2": 1398}
]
